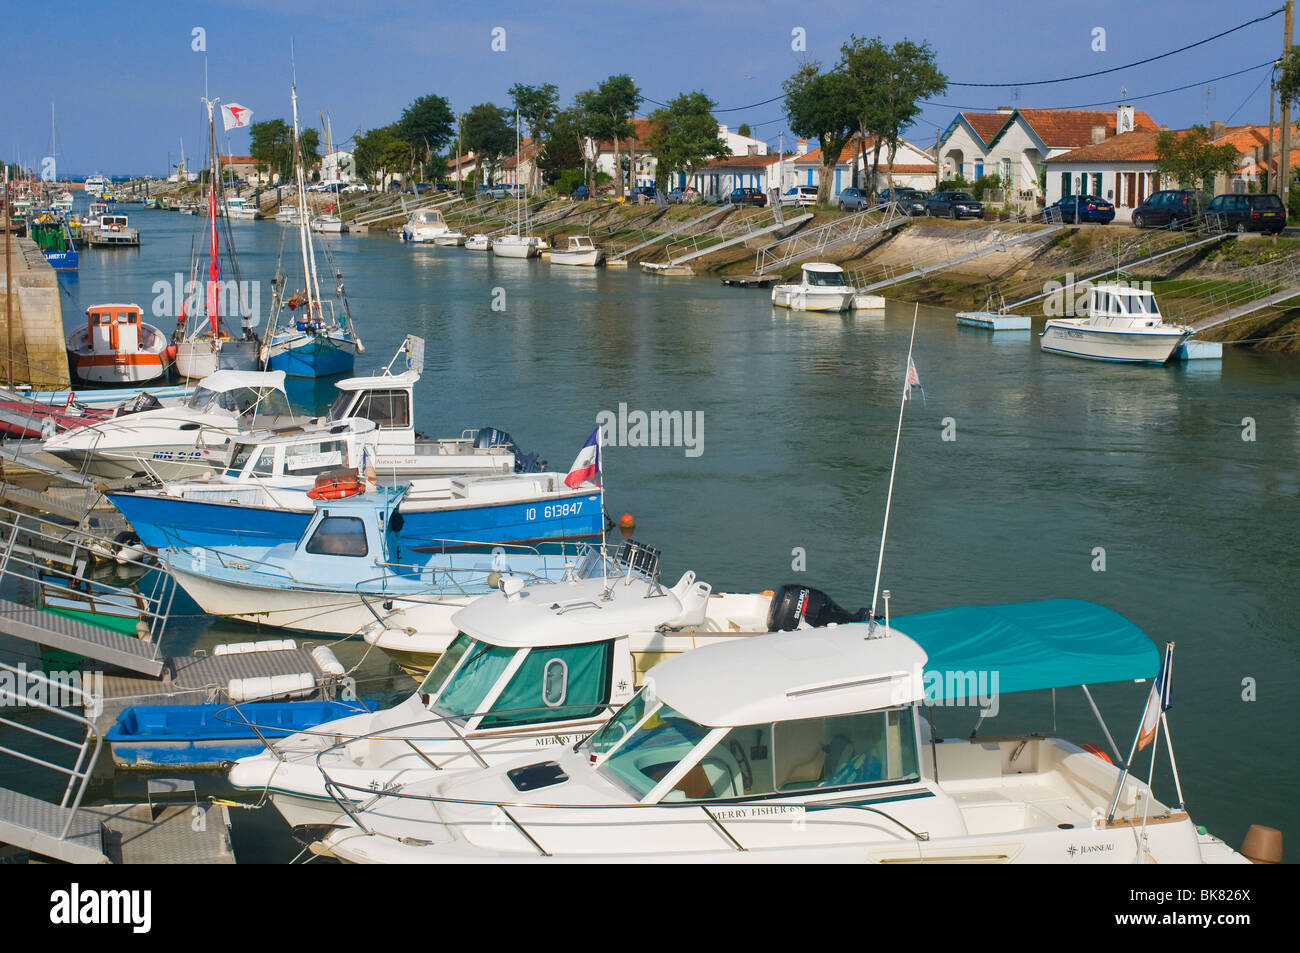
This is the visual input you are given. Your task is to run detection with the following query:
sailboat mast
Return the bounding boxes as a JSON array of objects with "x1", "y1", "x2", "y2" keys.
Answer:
[{"x1": 290, "y1": 83, "x2": 323, "y2": 315}]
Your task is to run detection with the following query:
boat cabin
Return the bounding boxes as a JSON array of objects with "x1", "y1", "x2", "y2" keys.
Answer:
[
  {"x1": 184, "y1": 369, "x2": 294, "y2": 422},
  {"x1": 85, "y1": 304, "x2": 147, "y2": 353},
  {"x1": 1086, "y1": 284, "x2": 1163, "y2": 326},
  {"x1": 800, "y1": 263, "x2": 851, "y2": 288},
  {"x1": 223, "y1": 418, "x2": 380, "y2": 483}
]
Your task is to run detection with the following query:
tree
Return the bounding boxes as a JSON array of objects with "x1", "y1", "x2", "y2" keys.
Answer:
[
  {"x1": 737, "y1": 123, "x2": 751, "y2": 138},
  {"x1": 1154, "y1": 126, "x2": 1240, "y2": 192},
  {"x1": 509, "y1": 83, "x2": 559, "y2": 191},
  {"x1": 576, "y1": 74, "x2": 641, "y2": 198},
  {"x1": 354, "y1": 124, "x2": 403, "y2": 186},
  {"x1": 783, "y1": 62, "x2": 858, "y2": 205},
  {"x1": 396, "y1": 94, "x2": 455, "y2": 164},
  {"x1": 463, "y1": 103, "x2": 514, "y2": 185},
  {"x1": 644, "y1": 91, "x2": 730, "y2": 189},
  {"x1": 249, "y1": 119, "x2": 321, "y2": 183},
  {"x1": 841, "y1": 36, "x2": 947, "y2": 197},
  {"x1": 538, "y1": 107, "x2": 585, "y2": 184}
]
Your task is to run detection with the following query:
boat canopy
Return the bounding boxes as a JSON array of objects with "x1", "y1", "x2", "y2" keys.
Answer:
[
  {"x1": 895, "y1": 599, "x2": 1158, "y2": 699},
  {"x1": 195, "y1": 370, "x2": 288, "y2": 394}
]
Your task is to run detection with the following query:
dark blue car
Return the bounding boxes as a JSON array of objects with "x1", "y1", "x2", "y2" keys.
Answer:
[{"x1": 1043, "y1": 194, "x2": 1115, "y2": 224}]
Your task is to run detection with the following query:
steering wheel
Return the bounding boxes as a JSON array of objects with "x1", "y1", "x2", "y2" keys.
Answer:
[{"x1": 728, "y1": 740, "x2": 753, "y2": 791}]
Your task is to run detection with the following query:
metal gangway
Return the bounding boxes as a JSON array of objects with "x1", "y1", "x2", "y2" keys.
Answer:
[
  {"x1": 350, "y1": 194, "x2": 464, "y2": 229},
  {"x1": 663, "y1": 208, "x2": 814, "y2": 266},
  {"x1": 755, "y1": 202, "x2": 911, "y2": 274},
  {"x1": 605, "y1": 205, "x2": 730, "y2": 262},
  {"x1": 0, "y1": 504, "x2": 176, "y2": 677},
  {"x1": 1183, "y1": 256, "x2": 1300, "y2": 331},
  {"x1": 0, "y1": 660, "x2": 108, "y2": 863}
]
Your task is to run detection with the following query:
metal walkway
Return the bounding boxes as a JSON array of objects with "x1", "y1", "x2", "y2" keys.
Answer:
[
  {"x1": 852, "y1": 220, "x2": 1063, "y2": 293},
  {"x1": 0, "y1": 787, "x2": 107, "y2": 864},
  {"x1": 755, "y1": 203, "x2": 910, "y2": 274},
  {"x1": 0, "y1": 598, "x2": 163, "y2": 676},
  {"x1": 1190, "y1": 284, "x2": 1300, "y2": 331},
  {"x1": 606, "y1": 205, "x2": 730, "y2": 263},
  {"x1": 666, "y1": 211, "x2": 813, "y2": 265}
]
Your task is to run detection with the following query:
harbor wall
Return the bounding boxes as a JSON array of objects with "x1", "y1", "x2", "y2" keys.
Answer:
[{"x1": 0, "y1": 237, "x2": 71, "y2": 388}]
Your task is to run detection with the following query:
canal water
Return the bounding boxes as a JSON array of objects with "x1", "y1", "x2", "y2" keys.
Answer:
[{"x1": 2, "y1": 201, "x2": 1296, "y2": 860}]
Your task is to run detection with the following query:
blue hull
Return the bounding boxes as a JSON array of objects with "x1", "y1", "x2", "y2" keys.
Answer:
[
  {"x1": 108, "y1": 490, "x2": 604, "y2": 554},
  {"x1": 45, "y1": 249, "x2": 79, "y2": 271},
  {"x1": 107, "y1": 700, "x2": 370, "y2": 768},
  {"x1": 266, "y1": 331, "x2": 358, "y2": 378}
]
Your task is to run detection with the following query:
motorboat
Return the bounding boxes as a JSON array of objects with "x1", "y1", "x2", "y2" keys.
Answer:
[
  {"x1": 771, "y1": 263, "x2": 857, "y2": 312},
  {"x1": 314, "y1": 598, "x2": 1249, "y2": 864},
  {"x1": 84, "y1": 174, "x2": 108, "y2": 198},
  {"x1": 311, "y1": 213, "x2": 347, "y2": 233},
  {"x1": 65, "y1": 304, "x2": 172, "y2": 386},
  {"x1": 275, "y1": 205, "x2": 299, "y2": 224},
  {"x1": 145, "y1": 478, "x2": 605, "y2": 636},
  {"x1": 464, "y1": 234, "x2": 490, "y2": 251},
  {"x1": 549, "y1": 235, "x2": 603, "y2": 267},
  {"x1": 224, "y1": 195, "x2": 260, "y2": 220},
  {"x1": 42, "y1": 369, "x2": 297, "y2": 480},
  {"x1": 85, "y1": 202, "x2": 109, "y2": 230},
  {"x1": 400, "y1": 208, "x2": 465, "y2": 245},
  {"x1": 490, "y1": 234, "x2": 540, "y2": 258},
  {"x1": 87, "y1": 213, "x2": 140, "y2": 247},
  {"x1": 228, "y1": 542, "x2": 782, "y2": 826},
  {"x1": 1040, "y1": 284, "x2": 1191, "y2": 364}
]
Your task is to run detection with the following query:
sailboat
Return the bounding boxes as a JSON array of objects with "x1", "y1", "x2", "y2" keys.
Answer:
[
  {"x1": 260, "y1": 78, "x2": 363, "y2": 378},
  {"x1": 491, "y1": 109, "x2": 540, "y2": 258},
  {"x1": 173, "y1": 96, "x2": 261, "y2": 380}
]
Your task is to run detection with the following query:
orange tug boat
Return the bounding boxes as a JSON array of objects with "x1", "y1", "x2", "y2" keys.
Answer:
[{"x1": 66, "y1": 304, "x2": 175, "y2": 385}]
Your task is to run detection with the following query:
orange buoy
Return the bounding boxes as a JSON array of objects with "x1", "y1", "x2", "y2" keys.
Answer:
[
  {"x1": 1080, "y1": 742, "x2": 1112, "y2": 764},
  {"x1": 619, "y1": 512, "x2": 636, "y2": 529},
  {"x1": 307, "y1": 478, "x2": 364, "y2": 500}
]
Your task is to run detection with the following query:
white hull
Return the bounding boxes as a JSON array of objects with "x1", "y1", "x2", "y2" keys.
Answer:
[
  {"x1": 1040, "y1": 322, "x2": 1190, "y2": 364},
  {"x1": 771, "y1": 286, "x2": 855, "y2": 312},
  {"x1": 491, "y1": 236, "x2": 538, "y2": 258},
  {"x1": 464, "y1": 236, "x2": 490, "y2": 251},
  {"x1": 173, "y1": 345, "x2": 219, "y2": 381},
  {"x1": 550, "y1": 249, "x2": 603, "y2": 266},
  {"x1": 431, "y1": 233, "x2": 466, "y2": 246}
]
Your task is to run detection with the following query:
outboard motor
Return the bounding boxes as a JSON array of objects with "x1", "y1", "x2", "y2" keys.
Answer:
[
  {"x1": 766, "y1": 584, "x2": 869, "y2": 632},
  {"x1": 474, "y1": 427, "x2": 545, "y2": 473}
]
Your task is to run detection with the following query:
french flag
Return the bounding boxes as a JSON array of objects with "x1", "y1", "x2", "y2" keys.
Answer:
[{"x1": 564, "y1": 428, "x2": 601, "y2": 488}]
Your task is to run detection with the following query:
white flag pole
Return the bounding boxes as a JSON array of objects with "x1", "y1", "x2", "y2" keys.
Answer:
[{"x1": 870, "y1": 302, "x2": 919, "y2": 622}]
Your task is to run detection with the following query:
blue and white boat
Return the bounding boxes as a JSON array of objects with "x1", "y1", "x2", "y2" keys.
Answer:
[
  {"x1": 152, "y1": 484, "x2": 603, "y2": 636},
  {"x1": 107, "y1": 699, "x2": 372, "y2": 768},
  {"x1": 1040, "y1": 284, "x2": 1191, "y2": 364}
]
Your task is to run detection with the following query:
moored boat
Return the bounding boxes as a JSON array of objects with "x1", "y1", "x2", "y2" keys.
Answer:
[
  {"x1": 549, "y1": 235, "x2": 603, "y2": 266},
  {"x1": 771, "y1": 263, "x2": 857, "y2": 312},
  {"x1": 1040, "y1": 284, "x2": 1191, "y2": 364},
  {"x1": 65, "y1": 304, "x2": 172, "y2": 385}
]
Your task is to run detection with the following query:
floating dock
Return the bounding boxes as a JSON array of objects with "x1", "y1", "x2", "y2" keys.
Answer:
[
  {"x1": 956, "y1": 311, "x2": 1033, "y2": 331},
  {"x1": 1174, "y1": 339, "x2": 1223, "y2": 361}
]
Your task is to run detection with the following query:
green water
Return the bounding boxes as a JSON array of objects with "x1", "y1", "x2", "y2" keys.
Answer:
[{"x1": 1, "y1": 201, "x2": 1296, "y2": 860}]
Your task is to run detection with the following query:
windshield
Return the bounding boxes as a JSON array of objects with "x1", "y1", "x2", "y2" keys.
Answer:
[
  {"x1": 325, "y1": 389, "x2": 354, "y2": 423},
  {"x1": 597, "y1": 701, "x2": 711, "y2": 800},
  {"x1": 421, "y1": 636, "x2": 517, "y2": 720},
  {"x1": 478, "y1": 641, "x2": 613, "y2": 728},
  {"x1": 419, "y1": 633, "x2": 473, "y2": 700},
  {"x1": 805, "y1": 269, "x2": 846, "y2": 287},
  {"x1": 587, "y1": 687, "x2": 654, "y2": 759}
]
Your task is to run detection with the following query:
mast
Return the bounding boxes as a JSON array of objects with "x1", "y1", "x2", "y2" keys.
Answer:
[
  {"x1": 201, "y1": 95, "x2": 222, "y2": 335},
  {"x1": 290, "y1": 77, "x2": 323, "y2": 320}
]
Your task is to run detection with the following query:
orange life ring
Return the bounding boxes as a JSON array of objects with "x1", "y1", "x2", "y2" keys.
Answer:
[
  {"x1": 306, "y1": 478, "x2": 364, "y2": 500},
  {"x1": 1080, "y1": 742, "x2": 1112, "y2": 764},
  {"x1": 110, "y1": 224, "x2": 121, "y2": 232}
]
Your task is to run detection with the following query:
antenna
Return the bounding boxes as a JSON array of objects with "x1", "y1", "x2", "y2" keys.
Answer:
[{"x1": 870, "y1": 303, "x2": 920, "y2": 621}]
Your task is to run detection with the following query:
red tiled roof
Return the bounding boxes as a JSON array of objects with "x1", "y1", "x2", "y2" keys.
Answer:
[
  {"x1": 1011, "y1": 108, "x2": 1158, "y2": 147},
  {"x1": 960, "y1": 112, "x2": 1012, "y2": 145},
  {"x1": 1051, "y1": 122, "x2": 1291, "y2": 165},
  {"x1": 501, "y1": 138, "x2": 538, "y2": 170},
  {"x1": 594, "y1": 119, "x2": 657, "y2": 152},
  {"x1": 219, "y1": 155, "x2": 257, "y2": 165},
  {"x1": 700, "y1": 153, "x2": 783, "y2": 170}
]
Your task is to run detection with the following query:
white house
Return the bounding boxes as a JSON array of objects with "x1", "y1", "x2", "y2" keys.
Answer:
[
  {"x1": 320, "y1": 150, "x2": 356, "y2": 185},
  {"x1": 938, "y1": 105, "x2": 1159, "y2": 208},
  {"x1": 792, "y1": 135, "x2": 937, "y2": 195},
  {"x1": 594, "y1": 121, "x2": 772, "y2": 191},
  {"x1": 686, "y1": 149, "x2": 793, "y2": 200}
]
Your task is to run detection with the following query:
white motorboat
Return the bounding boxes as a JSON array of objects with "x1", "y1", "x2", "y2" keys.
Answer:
[
  {"x1": 275, "y1": 205, "x2": 299, "y2": 224},
  {"x1": 400, "y1": 208, "x2": 465, "y2": 245},
  {"x1": 85, "y1": 202, "x2": 110, "y2": 230},
  {"x1": 54, "y1": 189, "x2": 74, "y2": 209},
  {"x1": 84, "y1": 174, "x2": 107, "y2": 198},
  {"x1": 87, "y1": 213, "x2": 139, "y2": 246},
  {"x1": 65, "y1": 304, "x2": 172, "y2": 386},
  {"x1": 1040, "y1": 284, "x2": 1191, "y2": 364},
  {"x1": 41, "y1": 369, "x2": 298, "y2": 481},
  {"x1": 464, "y1": 234, "x2": 490, "y2": 251},
  {"x1": 311, "y1": 213, "x2": 347, "y2": 234},
  {"x1": 224, "y1": 195, "x2": 260, "y2": 220},
  {"x1": 228, "y1": 544, "x2": 780, "y2": 827},
  {"x1": 549, "y1": 235, "x2": 603, "y2": 266},
  {"x1": 491, "y1": 234, "x2": 540, "y2": 258},
  {"x1": 316, "y1": 598, "x2": 1249, "y2": 864},
  {"x1": 771, "y1": 263, "x2": 857, "y2": 312}
]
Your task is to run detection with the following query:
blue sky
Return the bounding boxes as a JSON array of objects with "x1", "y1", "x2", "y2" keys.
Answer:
[{"x1": 3, "y1": 0, "x2": 1289, "y2": 175}]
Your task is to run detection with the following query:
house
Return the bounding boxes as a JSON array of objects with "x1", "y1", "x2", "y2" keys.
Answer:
[
  {"x1": 500, "y1": 138, "x2": 541, "y2": 189},
  {"x1": 793, "y1": 135, "x2": 937, "y2": 195},
  {"x1": 592, "y1": 120, "x2": 772, "y2": 191},
  {"x1": 686, "y1": 150, "x2": 793, "y2": 200},
  {"x1": 938, "y1": 105, "x2": 1159, "y2": 207},
  {"x1": 320, "y1": 150, "x2": 356, "y2": 185},
  {"x1": 218, "y1": 154, "x2": 271, "y2": 185},
  {"x1": 1044, "y1": 120, "x2": 1298, "y2": 222}
]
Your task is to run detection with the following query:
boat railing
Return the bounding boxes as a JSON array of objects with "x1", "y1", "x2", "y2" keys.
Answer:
[{"x1": 0, "y1": 660, "x2": 104, "y2": 841}]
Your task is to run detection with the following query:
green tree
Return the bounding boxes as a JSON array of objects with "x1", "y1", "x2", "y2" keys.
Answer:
[
  {"x1": 538, "y1": 107, "x2": 585, "y2": 184},
  {"x1": 463, "y1": 103, "x2": 514, "y2": 185},
  {"x1": 509, "y1": 83, "x2": 559, "y2": 191},
  {"x1": 783, "y1": 62, "x2": 858, "y2": 205},
  {"x1": 644, "y1": 91, "x2": 730, "y2": 189},
  {"x1": 249, "y1": 119, "x2": 321, "y2": 183},
  {"x1": 396, "y1": 94, "x2": 455, "y2": 163},
  {"x1": 576, "y1": 74, "x2": 641, "y2": 198},
  {"x1": 1154, "y1": 126, "x2": 1240, "y2": 192},
  {"x1": 354, "y1": 124, "x2": 403, "y2": 186},
  {"x1": 737, "y1": 123, "x2": 751, "y2": 138}
]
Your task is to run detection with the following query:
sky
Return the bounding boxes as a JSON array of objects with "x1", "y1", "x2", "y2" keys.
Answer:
[{"x1": 1, "y1": 0, "x2": 1291, "y2": 176}]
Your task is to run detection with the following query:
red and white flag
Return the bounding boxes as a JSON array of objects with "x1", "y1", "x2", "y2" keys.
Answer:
[
  {"x1": 563, "y1": 428, "x2": 602, "y2": 489},
  {"x1": 221, "y1": 103, "x2": 253, "y2": 131},
  {"x1": 904, "y1": 356, "x2": 925, "y2": 404},
  {"x1": 1137, "y1": 643, "x2": 1174, "y2": 750}
]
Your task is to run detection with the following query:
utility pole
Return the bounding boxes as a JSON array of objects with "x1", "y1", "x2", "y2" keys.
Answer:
[
  {"x1": 4, "y1": 163, "x2": 13, "y2": 386},
  {"x1": 1282, "y1": 0, "x2": 1294, "y2": 198},
  {"x1": 1267, "y1": 75, "x2": 1276, "y2": 194}
]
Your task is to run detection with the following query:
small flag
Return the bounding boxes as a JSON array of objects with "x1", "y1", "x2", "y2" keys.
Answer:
[
  {"x1": 1137, "y1": 643, "x2": 1174, "y2": 750},
  {"x1": 564, "y1": 428, "x2": 601, "y2": 489},
  {"x1": 904, "y1": 356, "x2": 925, "y2": 404},
  {"x1": 221, "y1": 103, "x2": 253, "y2": 131}
]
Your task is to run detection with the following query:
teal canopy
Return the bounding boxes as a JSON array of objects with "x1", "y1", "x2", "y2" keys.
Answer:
[{"x1": 893, "y1": 599, "x2": 1159, "y2": 700}]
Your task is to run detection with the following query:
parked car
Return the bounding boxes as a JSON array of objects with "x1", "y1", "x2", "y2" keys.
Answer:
[
  {"x1": 1042, "y1": 194, "x2": 1115, "y2": 224},
  {"x1": 925, "y1": 190, "x2": 985, "y2": 219},
  {"x1": 779, "y1": 185, "x2": 820, "y2": 207},
  {"x1": 341, "y1": 183, "x2": 369, "y2": 194},
  {"x1": 724, "y1": 187, "x2": 766, "y2": 207},
  {"x1": 1204, "y1": 192, "x2": 1286, "y2": 234},
  {"x1": 387, "y1": 181, "x2": 404, "y2": 193},
  {"x1": 879, "y1": 187, "x2": 927, "y2": 216},
  {"x1": 1130, "y1": 189, "x2": 1208, "y2": 229},
  {"x1": 837, "y1": 187, "x2": 871, "y2": 211},
  {"x1": 403, "y1": 182, "x2": 432, "y2": 195}
]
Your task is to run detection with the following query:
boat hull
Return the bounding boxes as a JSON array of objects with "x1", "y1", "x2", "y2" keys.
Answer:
[
  {"x1": 175, "y1": 337, "x2": 260, "y2": 380},
  {"x1": 550, "y1": 250, "x2": 602, "y2": 266},
  {"x1": 1040, "y1": 322, "x2": 1190, "y2": 364},
  {"x1": 491, "y1": 238, "x2": 538, "y2": 258},
  {"x1": 266, "y1": 332, "x2": 358, "y2": 378},
  {"x1": 771, "y1": 286, "x2": 855, "y2": 312}
]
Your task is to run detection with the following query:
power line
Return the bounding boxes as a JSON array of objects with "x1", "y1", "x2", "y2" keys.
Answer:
[{"x1": 1226, "y1": 68, "x2": 1275, "y2": 124}]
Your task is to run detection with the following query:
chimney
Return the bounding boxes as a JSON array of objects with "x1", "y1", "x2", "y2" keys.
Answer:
[
  {"x1": 1159, "y1": 125, "x2": 1171, "y2": 133},
  {"x1": 747, "y1": 143, "x2": 758, "y2": 156},
  {"x1": 718, "y1": 124, "x2": 728, "y2": 135},
  {"x1": 796, "y1": 139, "x2": 808, "y2": 156},
  {"x1": 996, "y1": 105, "x2": 1013, "y2": 114},
  {"x1": 1116, "y1": 104, "x2": 1136, "y2": 135},
  {"x1": 1210, "y1": 120, "x2": 1226, "y2": 140},
  {"x1": 1091, "y1": 125, "x2": 1106, "y2": 145}
]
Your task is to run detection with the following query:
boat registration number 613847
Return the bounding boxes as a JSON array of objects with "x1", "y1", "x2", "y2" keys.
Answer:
[{"x1": 526, "y1": 502, "x2": 583, "y2": 520}]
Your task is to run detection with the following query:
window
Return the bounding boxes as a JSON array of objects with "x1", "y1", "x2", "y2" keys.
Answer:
[
  {"x1": 356, "y1": 390, "x2": 411, "y2": 429},
  {"x1": 588, "y1": 687, "x2": 653, "y2": 759},
  {"x1": 324, "y1": 389, "x2": 355, "y2": 423},
  {"x1": 805, "y1": 269, "x2": 847, "y2": 288},
  {"x1": 599, "y1": 703, "x2": 711, "y2": 800},
  {"x1": 1061, "y1": 172, "x2": 1071, "y2": 198},
  {"x1": 430, "y1": 639, "x2": 517, "y2": 719},
  {"x1": 1091, "y1": 173, "x2": 1103, "y2": 196},
  {"x1": 304, "y1": 516, "x2": 368, "y2": 557},
  {"x1": 773, "y1": 709, "x2": 919, "y2": 791},
  {"x1": 251, "y1": 449, "x2": 275, "y2": 477},
  {"x1": 285, "y1": 439, "x2": 347, "y2": 476},
  {"x1": 226, "y1": 442, "x2": 258, "y2": 475},
  {"x1": 478, "y1": 641, "x2": 613, "y2": 728}
]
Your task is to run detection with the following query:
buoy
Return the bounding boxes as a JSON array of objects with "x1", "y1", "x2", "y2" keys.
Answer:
[
  {"x1": 1080, "y1": 742, "x2": 1112, "y2": 764},
  {"x1": 1240, "y1": 824, "x2": 1283, "y2": 864},
  {"x1": 619, "y1": 512, "x2": 636, "y2": 529}
]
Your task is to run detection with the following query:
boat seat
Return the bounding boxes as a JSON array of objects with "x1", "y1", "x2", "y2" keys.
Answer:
[
  {"x1": 663, "y1": 572, "x2": 712, "y2": 627},
  {"x1": 775, "y1": 719, "x2": 826, "y2": 789}
]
